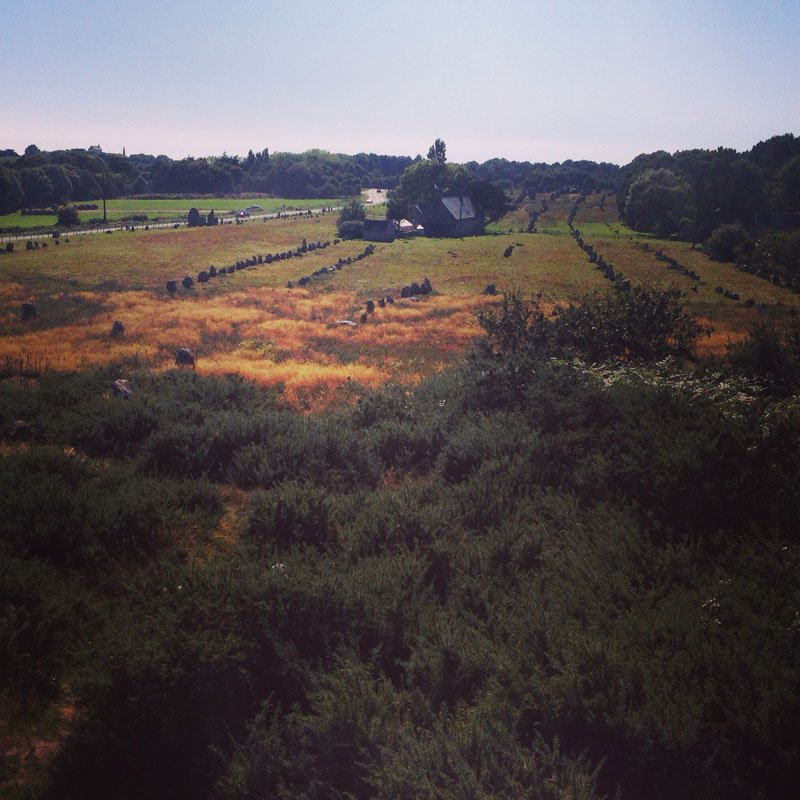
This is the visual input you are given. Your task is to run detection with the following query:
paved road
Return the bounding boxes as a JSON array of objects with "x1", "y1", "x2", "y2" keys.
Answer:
[{"x1": 363, "y1": 188, "x2": 387, "y2": 206}]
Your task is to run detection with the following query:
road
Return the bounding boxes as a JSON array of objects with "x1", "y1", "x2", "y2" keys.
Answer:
[{"x1": 363, "y1": 188, "x2": 387, "y2": 206}]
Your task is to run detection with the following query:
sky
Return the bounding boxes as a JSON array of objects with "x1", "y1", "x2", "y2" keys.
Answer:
[{"x1": 2, "y1": 0, "x2": 799, "y2": 167}]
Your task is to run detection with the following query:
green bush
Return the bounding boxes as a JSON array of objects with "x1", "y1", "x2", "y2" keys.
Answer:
[
  {"x1": 478, "y1": 286, "x2": 709, "y2": 364},
  {"x1": 706, "y1": 222, "x2": 754, "y2": 261},
  {"x1": 337, "y1": 218, "x2": 365, "y2": 239}
]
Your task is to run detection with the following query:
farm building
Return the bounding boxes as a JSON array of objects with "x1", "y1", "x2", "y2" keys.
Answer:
[
  {"x1": 397, "y1": 218, "x2": 420, "y2": 236},
  {"x1": 414, "y1": 195, "x2": 484, "y2": 237},
  {"x1": 363, "y1": 218, "x2": 397, "y2": 242}
]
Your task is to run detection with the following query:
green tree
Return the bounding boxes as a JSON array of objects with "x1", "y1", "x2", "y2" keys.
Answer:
[
  {"x1": 337, "y1": 198, "x2": 366, "y2": 238},
  {"x1": 57, "y1": 205, "x2": 81, "y2": 227},
  {"x1": 623, "y1": 168, "x2": 691, "y2": 237},
  {"x1": 775, "y1": 155, "x2": 800, "y2": 210},
  {"x1": 19, "y1": 167, "x2": 54, "y2": 207},
  {"x1": 0, "y1": 165, "x2": 24, "y2": 212},
  {"x1": 705, "y1": 222, "x2": 753, "y2": 262},
  {"x1": 44, "y1": 164, "x2": 74, "y2": 204},
  {"x1": 427, "y1": 137, "x2": 447, "y2": 165}
]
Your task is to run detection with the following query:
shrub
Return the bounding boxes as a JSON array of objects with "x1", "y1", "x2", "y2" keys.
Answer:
[
  {"x1": 706, "y1": 222, "x2": 754, "y2": 261},
  {"x1": 337, "y1": 218, "x2": 365, "y2": 239},
  {"x1": 246, "y1": 481, "x2": 333, "y2": 552},
  {"x1": 56, "y1": 205, "x2": 80, "y2": 227},
  {"x1": 478, "y1": 286, "x2": 709, "y2": 364},
  {"x1": 726, "y1": 319, "x2": 800, "y2": 394},
  {"x1": 337, "y1": 198, "x2": 366, "y2": 238}
]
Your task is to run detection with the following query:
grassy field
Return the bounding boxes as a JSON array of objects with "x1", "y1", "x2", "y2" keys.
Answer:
[
  {"x1": 1, "y1": 193, "x2": 797, "y2": 407},
  {"x1": 0, "y1": 196, "x2": 345, "y2": 232}
]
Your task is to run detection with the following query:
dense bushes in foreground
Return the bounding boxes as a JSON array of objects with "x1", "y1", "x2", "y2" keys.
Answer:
[{"x1": 2, "y1": 292, "x2": 800, "y2": 799}]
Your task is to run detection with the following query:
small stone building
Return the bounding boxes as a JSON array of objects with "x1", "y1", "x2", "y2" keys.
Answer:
[{"x1": 363, "y1": 218, "x2": 397, "y2": 242}]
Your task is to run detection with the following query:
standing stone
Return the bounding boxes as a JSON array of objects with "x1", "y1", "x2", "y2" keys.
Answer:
[
  {"x1": 21, "y1": 302, "x2": 36, "y2": 322},
  {"x1": 111, "y1": 378, "x2": 133, "y2": 398},
  {"x1": 166, "y1": 280, "x2": 177, "y2": 293},
  {"x1": 7, "y1": 420, "x2": 32, "y2": 441},
  {"x1": 182, "y1": 275, "x2": 194, "y2": 289},
  {"x1": 175, "y1": 348, "x2": 196, "y2": 367},
  {"x1": 110, "y1": 319, "x2": 125, "y2": 337}
]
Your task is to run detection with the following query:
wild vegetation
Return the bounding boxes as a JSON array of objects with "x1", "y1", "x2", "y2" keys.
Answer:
[{"x1": 1, "y1": 158, "x2": 799, "y2": 799}]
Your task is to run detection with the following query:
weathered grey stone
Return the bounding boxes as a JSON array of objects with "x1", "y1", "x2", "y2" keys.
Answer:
[
  {"x1": 21, "y1": 302, "x2": 36, "y2": 322},
  {"x1": 111, "y1": 378, "x2": 133, "y2": 398},
  {"x1": 166, "y1": 280, "x2": 177, "y2": 293},
  {"x1": 175, "y1": 348, "x2": 196, "y2": 367}
]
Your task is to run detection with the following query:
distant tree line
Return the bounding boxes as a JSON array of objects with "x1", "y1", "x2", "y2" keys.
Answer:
[
  {"x1": 618, "y1": 134, "x2": 800, "y2": 240},
  {"x1": 0, "y1": 145, "x2": 416, "y2": 212},
  {"x1": 464, "y1": 156, "x2": 621, "y2": 195},
  {"x1": 616, "y1": 134, "x2": 800, "y2": 284}
]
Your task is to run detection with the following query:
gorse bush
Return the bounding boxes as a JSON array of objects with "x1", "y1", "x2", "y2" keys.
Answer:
[{"x1": 477, "y1": 285, "x2": 710, "y2": 362}]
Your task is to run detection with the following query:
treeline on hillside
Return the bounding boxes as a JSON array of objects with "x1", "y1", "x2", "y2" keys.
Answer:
[
  {"x1": 2, "y1": 287, "x2": 800, "y2": 799},
  {"x1": 465, "y1": 157, "x2": 621, "y2": 194},
  {"x1": 617, "y1": 134, "x2": 800, "y2": 281},
  {"x1": 0, "y1": 146, "x2": 415, "y2": 211}
]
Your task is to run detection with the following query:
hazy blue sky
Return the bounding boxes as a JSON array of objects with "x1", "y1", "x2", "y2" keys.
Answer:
[{"x1": 2, "y1": 0, "x2": 798, "y2": 166}]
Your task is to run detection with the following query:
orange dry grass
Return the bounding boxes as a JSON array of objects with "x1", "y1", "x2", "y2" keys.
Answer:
[{"x1": 0, "y1": 286, "x2": 493, "y2": 409}]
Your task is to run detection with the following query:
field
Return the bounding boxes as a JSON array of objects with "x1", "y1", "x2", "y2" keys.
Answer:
[
  {"x1": 1, "y1": 192, "x2": 797, "y2": 408},
  {"x1": 0, "y1": 196, "x2": 343, "y2": 235}
]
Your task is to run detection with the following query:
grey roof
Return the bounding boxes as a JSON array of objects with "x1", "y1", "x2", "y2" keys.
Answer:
[
  {"x1": 363, "y1": 218, "x2": 395, "y2": 230},
  {"x1": 440, "y1": 195, "x2": 477, "y2": 220}
]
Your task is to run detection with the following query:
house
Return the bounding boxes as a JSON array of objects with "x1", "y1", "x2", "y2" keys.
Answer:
[
  {"x1": 363, "y1": 218, "x2": 396, "y2": 242},
  {"x1": 413, "y1": 195, "x2": 484, "y2": 237}
]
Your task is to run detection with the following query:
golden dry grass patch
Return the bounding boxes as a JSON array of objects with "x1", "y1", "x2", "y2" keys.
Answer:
[{"x1": 0, "y1": 284, "x2": 499, "y2": 406}]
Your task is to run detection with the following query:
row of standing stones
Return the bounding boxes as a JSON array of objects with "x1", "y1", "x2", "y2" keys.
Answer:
[
  {"x1": 165, "y1": 237, "x2": 339, "y2": 294},
  {"x1": 289, "y1": 243, "x2": 375, "y2": 288},
  {"x1": 4, "y1": 237, "x2": 71, "y2": 254},
  {"x1": 343, "y1": 277, "x2": 436, "y2": 326},
  {"x1": 633, "y1": 240, "x2": 764, "y2": 306},
  {"x1": 569, "y1": 227, "x2": 631, "y2": 290}
]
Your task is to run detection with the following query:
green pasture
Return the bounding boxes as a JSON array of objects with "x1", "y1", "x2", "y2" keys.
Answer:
[
  {"x1": 0, "y1": 196, "x2": 345, "y2": 233},
  {"x1": 99, "y1": 196, "x2": 343, "y2": 215},
  {"x1": 0, "y1": 212, "x2": 58, "y2": 229}
]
